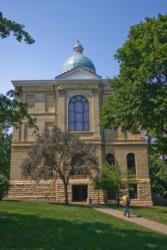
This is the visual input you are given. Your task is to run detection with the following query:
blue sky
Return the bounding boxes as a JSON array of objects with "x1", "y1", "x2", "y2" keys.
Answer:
[{"x1": 0, "y1": 0, "x2": 167, "y2": 94}]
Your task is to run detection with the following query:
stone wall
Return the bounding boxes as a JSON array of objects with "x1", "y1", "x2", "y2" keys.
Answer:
[
  {"x1": 7, "y1": 178, "x2": 105, "y2": 204},
  {"x1": 8, "y1": 180, "x2": 56, "y2": 200},
  {"x1": 7, "y1": 178, "x2": 152, "y2": 206},
  {"x1": 9, "y1": 79, "x2": 153, "y2": 207}
]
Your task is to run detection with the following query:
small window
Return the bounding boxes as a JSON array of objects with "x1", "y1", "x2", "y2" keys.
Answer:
[
  {"x1": 106, "y1": 154, "x2": 115, "y2": 166},
  {"x1": 26, "y1": 95, "x2": 35, "y2": 108},
  {"x1": 129, "y1": 184, "x2": 138, "y2": 199},
  {"x1": 127, "y1": 153, "x2": 136, "y2": 174}
]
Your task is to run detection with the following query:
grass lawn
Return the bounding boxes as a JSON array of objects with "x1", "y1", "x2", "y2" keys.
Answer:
[
  {"x1": 0, "y1": 201, "x2": 167, "y2": 250},
  {"x1": 108, "y1": 205, "x2": 167, "y2": 225}
]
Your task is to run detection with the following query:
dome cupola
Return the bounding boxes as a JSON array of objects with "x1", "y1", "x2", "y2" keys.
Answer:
[{"x1": 63, "y1": 41, "x2": 96, "y2": 73}]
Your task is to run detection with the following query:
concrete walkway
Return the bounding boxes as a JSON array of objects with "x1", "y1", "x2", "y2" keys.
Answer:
[{"x1": 93, "y1": 206, "x2": 167, "y2": 235}]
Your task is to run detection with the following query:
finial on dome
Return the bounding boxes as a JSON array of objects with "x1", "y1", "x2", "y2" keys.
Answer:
[{"x1": 73, "y1": 40, "x2": 84, "y2": 54}]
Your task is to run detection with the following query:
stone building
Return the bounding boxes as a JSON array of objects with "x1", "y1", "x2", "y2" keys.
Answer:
[{"x1": 9, "y1": 41, "x2": 152, "y2": 206}]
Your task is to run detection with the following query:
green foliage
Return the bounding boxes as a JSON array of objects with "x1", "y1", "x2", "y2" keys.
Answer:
[
  {"x1": 0, "y1": 11, "x2": 35, "y2": 180},
  {"x1": 0, "y1": 125, "x2": 11, "y2": 178},
  {"x1": 0, "y1": 88, "x2": 37, "y2": 179},
  {"x1": 0, "y1": 88, "x2": 36, "y2": 129},
  {"x1": 149, "y1": 144, "x2": 167, "y2": 198},
  {"x1": 0, "y1": 174, "x2": 10, "y2": 199},
  {"x1": 0, "y1": 12, "x2": 35, "y2": 44},
  {"x1": 101, "y1": 14, "x2": 167, "y2": 149},
  {"x1": 93, "y1": 163, "x2": 124, "y2": 198}
]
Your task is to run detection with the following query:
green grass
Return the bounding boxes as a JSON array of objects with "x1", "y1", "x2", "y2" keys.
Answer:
[
  {"x1": 0, "y1": 201, "x2": 167, "y2": 250},
  {"x1": 108, "y1": 204, "x2": 167, "y2": 225}
]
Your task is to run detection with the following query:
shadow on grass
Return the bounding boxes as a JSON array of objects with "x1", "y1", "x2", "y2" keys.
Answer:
[{"x1": 0, "y1": 212, "x2": 167, "y2": 250}]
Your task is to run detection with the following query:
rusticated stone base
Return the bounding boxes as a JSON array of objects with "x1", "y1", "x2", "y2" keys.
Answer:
[
  {"x1": 8, "y1": 180, "x2": 56, "y2": 201},
  {"x1": 7, "y1": 178, "x2": 105, "y2": 204},
  {"x1": 7, "y1": 178, "x2": 153, "y2": 206}
]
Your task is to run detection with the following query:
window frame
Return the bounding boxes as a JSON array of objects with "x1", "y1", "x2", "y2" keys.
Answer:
[
  {"x1": 106, "y1": 153, "x2": 115, "y2": 166},
  {"x1": 68, "y1": 95, "x2": 90, "y2": 132},
  {"x1": 129, "y1": 184, "x2": 138, "y2": 200},
  {"x1": 127, "y1": 153, "x2": 136, "y2": 175}
]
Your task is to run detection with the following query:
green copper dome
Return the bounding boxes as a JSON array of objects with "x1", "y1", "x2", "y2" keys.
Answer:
[{"x1": 63, "y1": 41, "x2": 96, "y2": 73}]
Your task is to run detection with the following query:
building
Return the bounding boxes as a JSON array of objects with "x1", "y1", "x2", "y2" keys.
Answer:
[{"x1": 9, "y1": 41, "x2": 152, "y2": 206}]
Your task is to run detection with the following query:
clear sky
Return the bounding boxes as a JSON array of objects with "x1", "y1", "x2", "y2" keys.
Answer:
[{"x1": 0, "y1": 0, "x2": 167, "y2": 94}]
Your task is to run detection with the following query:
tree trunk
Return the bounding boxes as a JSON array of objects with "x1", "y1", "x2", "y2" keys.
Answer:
[
  {"x1": 63, "y1": 183, "x2": 69, "y2": 205},
  {"x1": 117, "y1": 193, "x2": 120, "y2": 206}
]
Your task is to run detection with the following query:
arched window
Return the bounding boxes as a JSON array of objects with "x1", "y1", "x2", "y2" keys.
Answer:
[
  {"x1": 68, "y1": 95, "x2": 89, "y2": 131},
  {"x1": 106, "y1": 153, "x2": 115, "y2": 166},
  {"x1": 127, "y1": 153, "x2": 136, "y2": 174}
]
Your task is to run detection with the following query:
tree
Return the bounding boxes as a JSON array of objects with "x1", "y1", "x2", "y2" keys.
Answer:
[
  {"x1": 21, "y1": 127, "x2": 98, "y2": 204},
  {"x1": 0, "y1": 11, "x2": 35, "y2": 128},
  {"x1": 148, "y1": 143, "x2": 167, "y2": 199},
  {"x1": 0, "y1": 88, "x2": 37, "y2": 181},
  {"x1": 0, "y1": 125, "x2": 11, "y2": 178},
  {"x1": 0, "y1": 12, "x2": 35, "y2": 44},
  {"x1": 0, "y1": 12, "x2": 35, "y2": 180},
  {"x1": 101, "y1": 14, "x2": 167, "y2": 153},
  {"x1": 93, "y1": 163, "x2": 125, "y2": 205}
]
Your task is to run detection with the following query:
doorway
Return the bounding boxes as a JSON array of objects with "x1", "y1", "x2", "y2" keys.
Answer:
[{"x1": 72, "y1": 185, "x2": 88, "y2": 202}]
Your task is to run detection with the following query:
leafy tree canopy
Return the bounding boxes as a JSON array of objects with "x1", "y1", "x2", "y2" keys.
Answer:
[
  {"x1": 0, "y1": 12, "x2": 36, "y2": 129},
  {"x1": 101, "y1": 14, "x2": 167, "y2": 145},
  {"x1": 149, "y1": 143, "x2": 167, "y2": 198},
  {"x1": 0, "y1": 12, "x2": 35, "y2": 44}
]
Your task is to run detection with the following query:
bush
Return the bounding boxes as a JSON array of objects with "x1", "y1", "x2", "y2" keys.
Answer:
[
  {"x1": 0, "y1": 174, "x2": 10, "y2": 199},
  {"x1": 92, "y1": 163, "x2": 125, "y2": 202}
]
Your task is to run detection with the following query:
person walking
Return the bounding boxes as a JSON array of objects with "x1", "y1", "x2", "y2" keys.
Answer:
[{"x1": 122, "y1": 195, "x2": 131, "y2": 218}]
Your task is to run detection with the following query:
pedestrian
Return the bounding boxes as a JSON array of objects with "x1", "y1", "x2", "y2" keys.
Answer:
[{"x1": 122, "y1": 195, "x2": 131, "y2": 218}]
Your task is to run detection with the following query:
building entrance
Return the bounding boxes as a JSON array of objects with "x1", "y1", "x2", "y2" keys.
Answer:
[{"x1": 72, "y1": 185, "x2": 88, "y2": 202}]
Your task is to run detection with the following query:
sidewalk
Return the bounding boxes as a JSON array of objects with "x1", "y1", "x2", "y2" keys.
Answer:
[{"x1": 93, "y1": 206, "x2": 167, "y2": 235}]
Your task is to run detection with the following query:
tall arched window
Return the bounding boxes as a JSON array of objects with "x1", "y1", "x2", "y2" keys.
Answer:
[
  {"x1": 68, "y1": 95, "x2": 89, "y2": 131},
  {"x1": 106, "y1": 153, "x2": 115, "y2": 166},
  {"x1": 127, "y1": 153, "x2": 136, "y2": 174}
]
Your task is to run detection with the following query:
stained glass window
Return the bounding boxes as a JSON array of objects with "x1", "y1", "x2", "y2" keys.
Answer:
[{"x1": 68, "y1": 95, "x2": 90, "y2": 131}]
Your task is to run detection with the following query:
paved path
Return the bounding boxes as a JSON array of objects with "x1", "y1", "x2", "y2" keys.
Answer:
[{"x1": 94, "y1": 206, "x2": 167, "y2": 235}]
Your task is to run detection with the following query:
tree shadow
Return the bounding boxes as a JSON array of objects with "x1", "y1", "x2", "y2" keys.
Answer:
[{"x1": 0, "y1": 210, "x2": 166, "y2": 250}]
